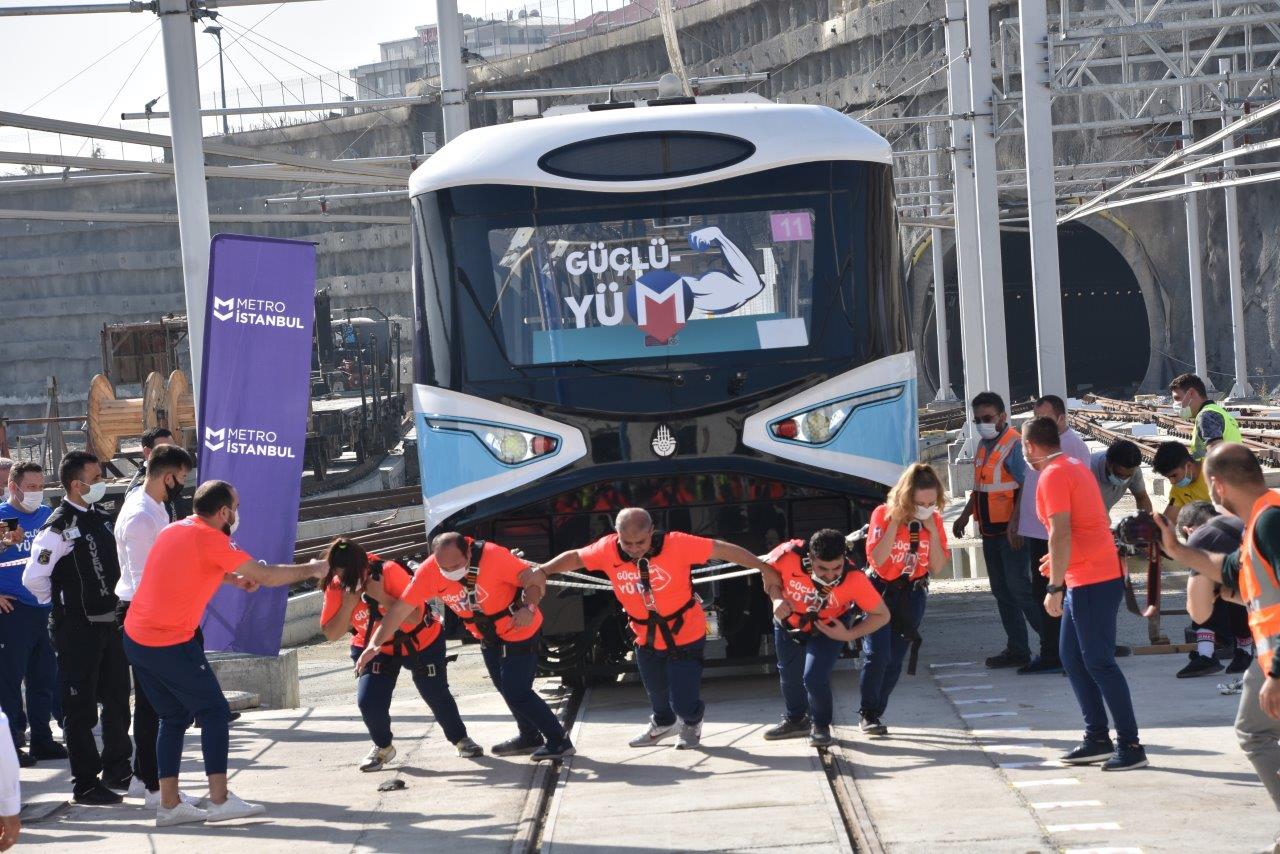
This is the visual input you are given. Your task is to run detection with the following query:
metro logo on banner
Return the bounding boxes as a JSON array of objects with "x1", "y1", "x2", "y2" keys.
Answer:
[{"x1": 198, "y1": 234, "x2": 316, "y2": 656}]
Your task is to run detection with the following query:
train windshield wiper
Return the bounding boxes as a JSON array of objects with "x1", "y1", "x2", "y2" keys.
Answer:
[{"x1": 564, "y1": 360, "x2": 682, "y2": 384}]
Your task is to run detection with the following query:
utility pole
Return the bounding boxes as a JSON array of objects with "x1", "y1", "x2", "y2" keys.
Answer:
[
  {"x1": 1218, "y1": 58, "x2": 1254, "y2": 401},
  {"x1": 926, "y1": 122, "x2": 958, "y2": 406},
  {"x1": 1018, "y1": 0, "x2": 1067, "y2": 398},
  {"x1": 965, "y1": 0, "x2": 1010, "y2": 406},
  {"x1": 1181, "y1": 83, "x2": 1216, "y2": 394},
  {"x1": 203, "y1": 24, "x2": 230, "y2": 136},
  {"x1": 436, "y1": 0, "x2": 470, "y2": 142},
  {"x1": 158, "y1": 0, "x2": 212, "y2": 419}
]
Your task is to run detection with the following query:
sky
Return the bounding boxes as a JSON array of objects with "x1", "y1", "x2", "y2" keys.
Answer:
[{"x1": 0, "y1": 0, "x2": 611, "y2": 167}]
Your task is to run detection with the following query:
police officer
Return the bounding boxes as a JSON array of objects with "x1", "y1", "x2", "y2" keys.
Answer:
[
  {"x1": 1169, "y1": 373, "x2": 1243, "y2": 461},
  {"x1": 22, "y1": 451, "x2": 131, "y2": 805}
]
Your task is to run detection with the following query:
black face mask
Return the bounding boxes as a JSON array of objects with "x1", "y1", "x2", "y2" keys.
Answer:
[{"x1": 164, "y1": 476, "x2": 184, "y2": 505}]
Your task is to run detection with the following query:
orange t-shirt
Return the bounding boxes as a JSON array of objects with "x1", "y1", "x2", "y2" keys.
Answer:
[
  {"x1": 402, "y1": 540, "x2": 540, "y2": 643},
  {"x1": 766, "y1": 540, "x2": 883, "y2": 631},
  {"x1": 319, "y1": 556, "x2": 439, "y2": 653},
  {"x1": 866, "y1": 504, "x2": 949, "y2": 581},
  {"x1": 1035, "y1": 456, "x2": 1122, "y2": 588},
  {"x1": 125, "y1": 516, "x2": 252, "y2": 648},
  {"x1": 579, "y1": 531, "x2": 712, "y2": 650}
]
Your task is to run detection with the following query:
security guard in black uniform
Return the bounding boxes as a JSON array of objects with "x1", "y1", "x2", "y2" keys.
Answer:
[{"x1": 22, "y1": 451, "x2": 132, "y2": 805}]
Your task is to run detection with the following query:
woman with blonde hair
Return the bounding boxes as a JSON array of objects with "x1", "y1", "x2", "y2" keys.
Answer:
[{"x1": 858, "y1": 463, "x2": 951, "y2": 735}]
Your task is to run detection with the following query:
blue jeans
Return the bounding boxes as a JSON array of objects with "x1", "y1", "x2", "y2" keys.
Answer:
[
  {"x1": 982, "y1": 534, "x2": 1042, "y2": 658},
  {"x1": 774, "y1": 625, "x2": 843, "y2": 727},
  {"x1": 634, "y1": 639, "x2": 705, "y2": 727},
  {"x1": 350, "y1": 633, "x2": 467, "y2": 749},
  {"x1": 859, "y1": 582, "x2": 927, "y2": 719},
  {"x1": 0, "y1": 602, "x2": 58, "y2": 746},
  {"x1": 1061, "y1": 577, "x2": 1139, "y2": 745},
  {"x1": 123, "y1": 633, "x2": 230, "y2": 779},
  {"x1": 481, "y1": 636, "x2": 567, "y2": 749}
]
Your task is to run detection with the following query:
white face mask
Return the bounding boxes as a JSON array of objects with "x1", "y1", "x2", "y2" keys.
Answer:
[
  {"x1": 441, "y1": 566, "x2": 468, "y2": 582},
  {"x1": 229, "y1": 512, "x2": 240, "y2": 535},
  {"x1": 976, "y1": 422, "x2": 999, "y2": 440},
  {"x1": 914, "y1": 505, "x2": 934, "y2": 520},
  {"x1": 14, "y1": 491, "x2": 42, "y2": 514},
  {"x1": 82, "y1": 481, "x2": 107, "y2": 505},
  {"x1": 1178, "y1": 405, "x2": 1193, "y2": 419}
]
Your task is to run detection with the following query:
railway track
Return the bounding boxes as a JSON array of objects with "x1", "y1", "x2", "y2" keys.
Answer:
[
  {"x1": 919, "y1": 400, "x2": 1035, "y2": 433},
  {"x1": 297, "y1": 484, "x2": 421, "y2": 521},
  {"x1": 1081, "y1": 395, "x2": 1280, "y2": 464}
]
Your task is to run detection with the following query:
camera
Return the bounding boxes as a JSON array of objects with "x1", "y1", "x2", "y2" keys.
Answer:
[
  {"x1": 845, "y1": 525, "x2": 870, "y2": 570},
  {"x1": 1114, "y1": 511, "x2": 1159, "y2": 555}
]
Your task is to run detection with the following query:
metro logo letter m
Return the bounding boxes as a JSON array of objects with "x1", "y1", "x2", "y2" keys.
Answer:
[
  {"x1": 204, "y1": 427, "x2": 226, "y2": 452},
  {"x1": 212, "y1": 297, "x2": 235, "y2": 322}
]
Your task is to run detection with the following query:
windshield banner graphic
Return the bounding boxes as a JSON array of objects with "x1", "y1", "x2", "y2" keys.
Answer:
[{"x1": 198, "y1": 234, "x2": 316, "y2": 656}]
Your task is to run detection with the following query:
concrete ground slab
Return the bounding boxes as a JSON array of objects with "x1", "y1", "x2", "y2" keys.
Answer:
[{"x1": 541, "y1": 677, "x2": 852, "y2": 854}]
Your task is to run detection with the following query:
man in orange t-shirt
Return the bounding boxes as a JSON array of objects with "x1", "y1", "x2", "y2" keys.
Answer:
[
  {"x1": 122, "y1": 480, "x2": 327, "y2": 826},
  {"x1": 535, "y1": 507, "x2": 775, "y2": 750},
  {"x1": 360, "y1": 532, "x2": 568, "y2": 761},
  {"x1": 1025, "y1": 417, "x2": 1145, "y2": 772}
]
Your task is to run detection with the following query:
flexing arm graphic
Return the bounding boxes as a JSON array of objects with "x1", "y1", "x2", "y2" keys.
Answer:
[{"x1": 684, "y1": 227, "x2": 764, "y2": 315}]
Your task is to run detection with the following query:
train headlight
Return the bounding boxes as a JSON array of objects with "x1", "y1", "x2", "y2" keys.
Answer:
[
  {"x1": 426, "y1": 419, "x2": 560, "y2": 466},
  {"x1": 768, "y1": 402, "x2": 852, "y2": 445},
  {"x1": 802, "y1": 410, "x2": 831, "y2": 443}
]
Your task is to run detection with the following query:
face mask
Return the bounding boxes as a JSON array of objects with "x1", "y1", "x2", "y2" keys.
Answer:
[
  {"x1": 1107, "y1": 471, "x2": 1127, "y2": 487},
  {"x1": 14, "y1": 491, "x2": 42, "y2": 514},
  {"x1": 81, "y1": 481, "x2": 107, "y2": 505},
  {"x1": 222, "y1": 511, "x2": 240, "y2": 536},
  {"x1": 1178, "y1": 405, "x2": 1192, "y2": 419},
  {"x1": 441, "y1": 566, "x2": 468, "y2": 582},
  {"x1": 1028, "y1": 451, "x2": 1061, "y2": 470},
  {"x1": 976, "y1": 423, "x2": 999, "y2": 440},
  {"x1": 163, "y1": 476, "x2": 183, "y2": 504},
  {"x1": 812, "y1": 573, "x2": 839, "y2": 588},
  {"x1": 914, "y1": 505, "x2": 934, "y2": 520},
  {"x1": 1175, "y1": 473, "x2": 1193, "y2": 488}
]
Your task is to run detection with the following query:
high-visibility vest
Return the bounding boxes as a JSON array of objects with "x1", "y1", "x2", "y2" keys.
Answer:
[
  {"x1": 1191, "y1": 401, "x2": 1243, "y2": 460},
  {"x1": 1239, "y1": 491, "x2": 1280, "y2": 677},
  {"x1": 975, "y1": 427, "x2": 1021, "y2": 532}
]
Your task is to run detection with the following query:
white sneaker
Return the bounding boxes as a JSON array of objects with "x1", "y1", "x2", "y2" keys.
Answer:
[
  {"x1": 628, "y1": 717, "x2": 679, "y2": 748},
  {"x1": 205, "y1": 791, "x2": 265, "y2": 823},
  {"x1": 676, "y1": 721, "x2": 703, "y2": 750},
  {"x1": 359, "y1": 744, "x2": 396, "y2": 772},
  {"x1": 155, "y1": 801, "x2": 208, "y2": 827},
  {"x1": 145, "y1": 789, "x2": 202, "y2": 810},
  {"x1": 127, "y1": 777, "x2": 146, "y2": 799}
]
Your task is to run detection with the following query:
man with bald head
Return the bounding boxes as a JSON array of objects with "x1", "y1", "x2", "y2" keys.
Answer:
[
  {"x1": 1155, "y1": 443, "x2": 1280, "y2": 824},
  {"x1": 536, "y1": 508, "x2": 774, "y2": 749}
]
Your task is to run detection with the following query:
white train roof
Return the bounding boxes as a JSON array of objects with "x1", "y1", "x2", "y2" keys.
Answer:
[{"x1": 408, "y1": 102, "x2": 891, "y2": 197}]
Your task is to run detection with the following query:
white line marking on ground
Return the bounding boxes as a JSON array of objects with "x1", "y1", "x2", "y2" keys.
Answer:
[
  {"x1": 1062, "y1": 848, "x2": 1142, "y2": 854},
  {"x1": 1031, "y1": 801, "x2": 1104, "y2": 811},
  {"x1": 1012, "y1": 778, "x2": 1081, "y2": 788},
  {"x1": 940, "y1": 685, "x2": 995, "y2": 692},
  {"x1": 930, "y1": 661, "x2": 977, "y2": 668},
  {"x1": 961, "y1": 711, "x2": 1018, "y2": 719},
  {"x1": 983, "y1": 742, "x2": 1046, "y2": 751},
  {"x1": 999, "y1": 760, "x2": 1061, "y2": 769},
  {"x1": 953, "y1": 698, "x2": 1007, "y2": 706},
  {"x1": 933, "y1": 672, "x2": 985, "y2": 680},
  {"x1": 1049, "y1": 823, "x2": 1123, "y2": 832}
]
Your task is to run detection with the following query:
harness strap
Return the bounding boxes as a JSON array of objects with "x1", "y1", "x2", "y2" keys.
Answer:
[
  {"x1": 882, "y1": 574, "x2": 925, "y2": 676},
  {"x1": 362, "y1": 559, "x2": 433, "y2": 658},
  {"x1": 461, "y1": 538, "x2": 523, "y2": 646}
]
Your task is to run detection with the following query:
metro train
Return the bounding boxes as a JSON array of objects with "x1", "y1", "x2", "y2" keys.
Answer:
[{"x1": 407, "y1": 91, "x2": 914, "y2": 680}]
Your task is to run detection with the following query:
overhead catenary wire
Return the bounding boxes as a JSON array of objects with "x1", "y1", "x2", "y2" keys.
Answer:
[{"x1": 75, "y1": 25, "x2": 162, "y2": 158}]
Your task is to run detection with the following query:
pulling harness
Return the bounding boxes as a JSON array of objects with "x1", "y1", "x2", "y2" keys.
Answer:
[
  {"x1": 873, "y1": 521, "x2": 927, "y2": 676},
  {"x1": 784, "y1": 540, "x2": 853, "y2": 640},
  {"x1": 625, "y1": 533, "x2": 701, "y2": 657},
  {"x1": 359, "y1": 560, "x2": 434, "y2": 661},
  {"x1": 458, "y1": 539, "x2": 534, "y2": 654}
]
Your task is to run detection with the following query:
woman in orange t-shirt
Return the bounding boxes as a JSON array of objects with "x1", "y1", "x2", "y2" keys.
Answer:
[
  {"x1": 859, "y1": 463, "x2": 950, "y2": 735},
  {"x1": 318, "y1": 537, "x2": 481, "y2": 772}
]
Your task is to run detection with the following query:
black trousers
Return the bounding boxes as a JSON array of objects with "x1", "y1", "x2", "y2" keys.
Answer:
[
  {"x1": 119, "y1": 601, "x2": 159, "y2": 790},
  {"x1": 1026, "y1": 538, "x2": 1061, "y2": 663},
  {"x1": 53, "y1": 617, "x2": 132, "y2": 792}
]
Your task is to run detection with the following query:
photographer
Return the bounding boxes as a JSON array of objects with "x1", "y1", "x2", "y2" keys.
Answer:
[
  {"x1": 1024, "y1": 417, "x2": 1146, "y2": 771},
  {"x1": 318, "y1": 537, "x2": 480, "y2": 773},
  {"x1": 1173, "y1": 502, "x2": 1253, "y2": 679},
  {"x1": 1154, "y1": 444, "x2": 1280, "y2": 820}
]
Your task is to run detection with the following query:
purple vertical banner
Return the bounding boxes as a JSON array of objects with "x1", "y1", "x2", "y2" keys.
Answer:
[{"x1": 198, "y1": 234, "x2": 316, "y2": 655}]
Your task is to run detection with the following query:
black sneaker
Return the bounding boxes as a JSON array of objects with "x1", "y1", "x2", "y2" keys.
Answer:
[
  {"x1": 530, "y1": 740, "x2": 576, "y2": 762},
  {"x1": 859, "y1": 714, "x2": 888, "y2": 736},
  {"x1": 73, "y1": 783, "x2": 124, "y2": 805},
  {"x1": 1176, "y1": 654, "x2": 1224, "y2": 678},
  {"x1": 103, "y1": 775, "x2": 133, "y2": 792},
  {"x1": 763, "y1": 716, "x2": 811, "y2": 741},
  {"x1": 986, "y1": 650, "x2": 1031, "y2": 669},
  {"x1": 1102, "y1": 743, "x2": 1148, "y2": 771},
  {"x1": 809, "y1": 725, "x2": 834, "y2": 748},
  {"x1": 29, "y1": 741, "x2": 68, "y2": 761},
  {"x1": 492, "y1": 733, "x2": 545, "y2": 757},
  {"x1": 16, "y1": 749, "x2": 34, "y2": 769},
  {"x1": 1225, "y1": 648, "x2": 1254, "y2": 674},
  {"x1": 1017, "y1": 656, "x2": 1064, "y2": 675},
  {"x1": 1060, "y1": 738, "x2": 1115, "y2": 765}
]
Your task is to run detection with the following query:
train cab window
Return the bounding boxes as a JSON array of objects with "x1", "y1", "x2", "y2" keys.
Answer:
[{"x1": 537, "y1": 132, "x2": 755, "y2": 182}]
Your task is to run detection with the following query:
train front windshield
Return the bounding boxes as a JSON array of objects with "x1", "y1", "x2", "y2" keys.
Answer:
[{"x1": 412, "y1": 161, "x2": 904, "y2": 414}]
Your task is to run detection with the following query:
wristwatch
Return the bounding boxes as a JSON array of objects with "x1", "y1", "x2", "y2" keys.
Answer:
[{"x1": 1046, "y1": 584, "x2": 1066, "y2": 595}]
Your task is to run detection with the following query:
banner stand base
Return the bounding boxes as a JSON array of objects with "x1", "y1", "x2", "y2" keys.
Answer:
[{"x1": 208, "y1": 649, "x2": 299, "y2": 710}]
